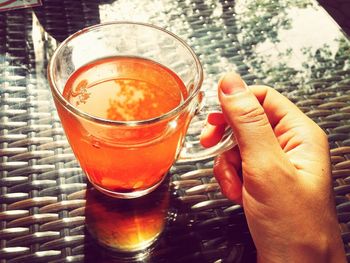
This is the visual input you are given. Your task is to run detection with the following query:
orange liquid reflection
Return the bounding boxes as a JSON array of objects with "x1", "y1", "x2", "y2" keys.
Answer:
[{"x1": 85, "y1": 179, "x2": 170, "y2": 253}]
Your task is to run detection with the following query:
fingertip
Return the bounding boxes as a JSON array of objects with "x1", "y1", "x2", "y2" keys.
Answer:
[
  {"x1": 200, "y1": 122, "x2": 226, "y2": 148},
  {"x1": 199, "y1": 125, "x2": 212, "y2": 148}
]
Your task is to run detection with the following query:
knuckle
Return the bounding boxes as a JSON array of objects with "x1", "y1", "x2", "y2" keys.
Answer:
[
  {"x1": 237, "y1": 105, "x2": 269, "y2": 126},
  {"x1": 312, "y1": 123, "x2": 328, "y2": 143},
  {"x1": 319, "y1": 128, "x2": 328, "y2": 141},
  {"x1": 319, "y1": 129, "x2": 330, "y2": 150}
]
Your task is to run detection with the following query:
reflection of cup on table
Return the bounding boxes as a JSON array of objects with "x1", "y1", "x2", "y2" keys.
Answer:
[
  {"x1": 48, "y1": 22, "x2": 203, "y2": 198},
  {"x1": 85, "y1": 178, "x2": 169, "y2": 255}
]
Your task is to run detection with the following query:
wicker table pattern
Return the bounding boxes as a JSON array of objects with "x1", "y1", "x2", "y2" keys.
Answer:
[{"x1": 1, "y1": 0, "x2": 350, "y2": 262}]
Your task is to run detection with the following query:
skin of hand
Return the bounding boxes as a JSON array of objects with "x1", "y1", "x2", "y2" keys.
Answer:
[{"x1": 200, "y1": 73, "x2": 346, "y2": 263}]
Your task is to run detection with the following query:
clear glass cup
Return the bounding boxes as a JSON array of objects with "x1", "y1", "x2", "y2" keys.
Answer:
[{"x1": 48, "y1": 22, "x2": 204, "y2": 198}]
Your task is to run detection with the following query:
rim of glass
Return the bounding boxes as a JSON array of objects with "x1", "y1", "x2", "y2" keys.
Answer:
[{"x1": 48, "y1": 21, "x2": 203, "y2": 126}]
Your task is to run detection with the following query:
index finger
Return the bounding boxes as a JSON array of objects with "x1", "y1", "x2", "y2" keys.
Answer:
[{"x1": 249, "y1": 85, "x2": 309, "y2": 128}]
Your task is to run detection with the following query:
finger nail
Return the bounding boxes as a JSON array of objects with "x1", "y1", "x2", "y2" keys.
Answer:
[{"x1": 220, "y1": 72, "x2": 246, "y2": 95}]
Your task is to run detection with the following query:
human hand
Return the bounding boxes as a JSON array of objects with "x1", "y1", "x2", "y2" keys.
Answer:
[{"x1": 200, "y1": 73, "x2": 346, "y2": 263}]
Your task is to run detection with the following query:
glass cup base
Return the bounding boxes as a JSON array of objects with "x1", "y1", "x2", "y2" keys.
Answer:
[
  {"x1": 92, "y1": 236, "x2": 159, "y2": 263},
  {"x1": 93, "y1": 231, "x2": 161, "y2": 253},
  {"x1": 88, "y1": 176, "x2": 166, "y2": 199}
]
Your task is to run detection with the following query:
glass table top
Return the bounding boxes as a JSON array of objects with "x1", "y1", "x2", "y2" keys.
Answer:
[{"x1": 0, "y1": 0, "x2": 349, "y2": 262}]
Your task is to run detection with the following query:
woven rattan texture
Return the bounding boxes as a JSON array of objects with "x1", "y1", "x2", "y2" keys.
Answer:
[{"x1": 1, "y1": 0, "x2": 350, "y2": 262}]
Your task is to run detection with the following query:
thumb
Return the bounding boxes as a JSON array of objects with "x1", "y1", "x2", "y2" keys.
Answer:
[{"x1": 218, "y1": 73, "x2": 281, "y2": 159}]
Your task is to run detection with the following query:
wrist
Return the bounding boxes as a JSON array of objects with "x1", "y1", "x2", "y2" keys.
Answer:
[{"x1": 256, "y1": 232, "x2": 346, "y2": 263}]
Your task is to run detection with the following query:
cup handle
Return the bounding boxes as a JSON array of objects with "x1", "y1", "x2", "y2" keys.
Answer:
[
  {"x1": 177, "y1": 127, "x2": 236, "y2": 163},
  {"x1": 177, "y1": 91, "x2": 237, "y2": 164}
]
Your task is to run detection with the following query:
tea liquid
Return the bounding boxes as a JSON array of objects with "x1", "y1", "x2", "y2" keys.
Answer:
[{"x1": 60, "y1": 57, "x2": 189, "y2": 193}]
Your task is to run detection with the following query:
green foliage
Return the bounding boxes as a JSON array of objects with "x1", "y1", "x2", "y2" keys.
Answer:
[
  {"x1": 234, "y1": 0, "x2": 349, "y2": 92},
  {"x1": 302, "y1": 38, "x2": 350, "y2": 79},
  {"x1": 236, "y1": 0, "x2": 313, "y2": 45}
]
